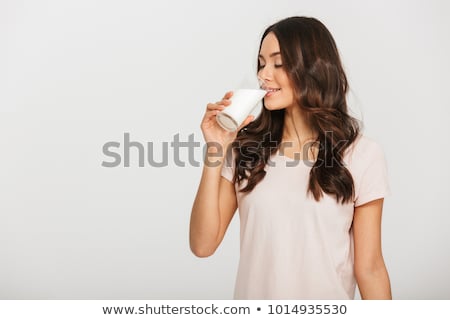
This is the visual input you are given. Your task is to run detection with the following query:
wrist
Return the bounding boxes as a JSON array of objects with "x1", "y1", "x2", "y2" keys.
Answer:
[{"x1": 203, "y1": 141, "x2": 229, "y2": 168}]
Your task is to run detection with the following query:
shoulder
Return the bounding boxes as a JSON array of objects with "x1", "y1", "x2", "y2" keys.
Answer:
[
  {"x1": 344, "y1": 134, "x2": 385, "y2": 167},
  {"x1": 346, "y1": 135, "x2": 391, "y2": 206}
]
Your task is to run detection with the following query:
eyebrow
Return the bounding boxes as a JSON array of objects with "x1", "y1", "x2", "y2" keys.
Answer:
[{"x1": 258, "y1": 52, "x2": 281, "y2": 59}]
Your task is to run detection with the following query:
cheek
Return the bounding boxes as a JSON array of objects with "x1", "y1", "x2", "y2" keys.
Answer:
[
  {"x1": 286, "y1": 87, "x2": 295, "y2": 100},
  {"x1": 280, "y1": 77, "x2": 296, "y2": 101},
  {"x1": 280, "y1": 76, "x2": 293, "y2": 90},
  {"x1": 279, "y1": 88, "x2": 296, "y2": 108}
]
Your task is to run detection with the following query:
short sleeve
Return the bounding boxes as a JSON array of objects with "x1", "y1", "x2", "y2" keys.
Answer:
[
  {"x1": 220, "y1": 147, "x2": 235, "y2": 183},
  {"x1": 353, "y1": 140, "x2": 391, "y2": 207}
]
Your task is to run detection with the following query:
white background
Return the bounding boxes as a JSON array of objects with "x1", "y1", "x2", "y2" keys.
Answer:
[{"x1": 1, "y1": 0, "x2": 449, "y2": 299}]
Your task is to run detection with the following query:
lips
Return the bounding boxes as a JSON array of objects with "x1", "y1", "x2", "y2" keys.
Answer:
[{"x1": 262, "y1": 87, "x2": 281, "y2": 97}]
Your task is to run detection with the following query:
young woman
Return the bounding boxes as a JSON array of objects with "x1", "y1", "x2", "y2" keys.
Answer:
[{"x1": 190, "y1": 16, "x2": 392, "y2": 300}]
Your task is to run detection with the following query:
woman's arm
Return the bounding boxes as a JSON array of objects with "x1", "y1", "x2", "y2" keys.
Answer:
[
  {"x1": 189, "y1": 149, "x2": 238, "y2": 257},
  {"x1": 353, "y1": 198, "x2": 392, "y2": 299},
  {"x1": 189, "y1": 91, "x2": 253, "y2": 258}
]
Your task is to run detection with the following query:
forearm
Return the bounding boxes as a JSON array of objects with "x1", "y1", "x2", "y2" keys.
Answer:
[
  {"x1": 189, "y1": 148, "x2": 225, "y2": 255},
  {"x1": 356, "y1": 264, "x2": 392, "y2": 299}
]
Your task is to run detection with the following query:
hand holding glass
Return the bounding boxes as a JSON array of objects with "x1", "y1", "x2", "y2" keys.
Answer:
[{"x1": 215, "y1": 89, "x2": 266, "y2": 132}]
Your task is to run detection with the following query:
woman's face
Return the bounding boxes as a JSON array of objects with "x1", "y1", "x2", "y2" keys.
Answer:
[{"x1": 258, "y1": 32, "x2": 296, "y2": 110}]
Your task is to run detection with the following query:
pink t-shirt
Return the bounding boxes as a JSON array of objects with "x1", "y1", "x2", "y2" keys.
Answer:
[{"x1": 221, "y1": 135, "x2": 391, "y2": 299}]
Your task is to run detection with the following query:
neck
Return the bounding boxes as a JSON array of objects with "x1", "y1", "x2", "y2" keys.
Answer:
[
  {"x1": 282, "y1": 106, "x2": 317, "y2": 144},
  {"x1": 280, "y1": 106, "x2": 318, "y2": 160}
]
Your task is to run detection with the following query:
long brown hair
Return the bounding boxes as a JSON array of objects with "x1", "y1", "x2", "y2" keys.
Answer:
[{"x1": 231, "y1": 16, "x2": 360, "y2": 204}]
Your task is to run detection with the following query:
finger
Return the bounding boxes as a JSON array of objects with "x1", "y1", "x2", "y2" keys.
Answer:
[
  {"x1": 206, "y1": 103, "x2": 225, "y2": 111},
  {"x1": 222, "y1": 91, "x2": 233, "y2": 100},
  {"x1": 216, "y1": 99, "x2": 231, "y2": 106},
  {"x1": 202, "y1": 109, "x2": 221, "y2": 120}
]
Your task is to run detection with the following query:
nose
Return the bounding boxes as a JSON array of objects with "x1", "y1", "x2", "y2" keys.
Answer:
[{"x1": 257, "y1": 65, "x2": 273, "y2": 84}]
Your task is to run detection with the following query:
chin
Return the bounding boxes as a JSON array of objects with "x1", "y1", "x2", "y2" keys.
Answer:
[{"x1": 263, "y1": 101, "x2": 288, "y2": 111}]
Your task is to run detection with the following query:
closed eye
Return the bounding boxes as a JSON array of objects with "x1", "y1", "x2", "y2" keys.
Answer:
[{"x1": 258, "y1": 64, "x2": 283, "y2": 70}]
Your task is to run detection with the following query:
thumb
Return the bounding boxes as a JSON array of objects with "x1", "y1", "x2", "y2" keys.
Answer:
[{"x1": 237, "y1": 115, "x2": 255, "y2": 131}]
